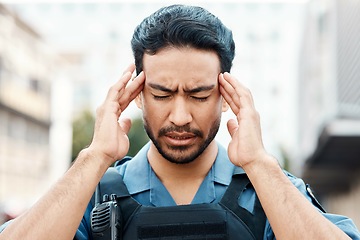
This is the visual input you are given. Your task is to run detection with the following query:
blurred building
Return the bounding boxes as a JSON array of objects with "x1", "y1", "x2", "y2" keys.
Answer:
[
  {"x1": 298, "y1": 0, "x2": 360, "y2": 226},
  {"x1": 0, "y1": 3, "x2": 72, "y2": 222}
]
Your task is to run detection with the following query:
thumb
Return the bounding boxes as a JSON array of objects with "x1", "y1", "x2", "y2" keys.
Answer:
[
  {"x1": 227, "y1": 119, "x2": 238, "y2": 138},
  {"x1": 119, "y1": 118, "x2": 132, "y2": 134}
]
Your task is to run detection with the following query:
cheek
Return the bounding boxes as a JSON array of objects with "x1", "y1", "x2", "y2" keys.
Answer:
[
  {"x1": 201, "y1": 98, "x2": 223, "y2": 115},
  {"x1": 194, "y1": 101, "x2": 222, "y2": 125},
  {"x1": 142, "y1": 101, "x2": 167, "y2": 123}
]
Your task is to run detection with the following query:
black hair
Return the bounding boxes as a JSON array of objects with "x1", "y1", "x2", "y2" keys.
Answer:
[{"x1": 131, "y1": 4, "x2": 235, "y2": 74}]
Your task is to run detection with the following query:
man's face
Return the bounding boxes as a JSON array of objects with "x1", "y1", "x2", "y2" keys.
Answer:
[{"x1": 136, "y1": 47, "x2": 228, "y2": 164}]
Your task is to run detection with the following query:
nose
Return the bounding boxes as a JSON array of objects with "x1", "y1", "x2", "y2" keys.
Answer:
[{"x1": 168, "y1": 97, "x2": 192, "y2": 126}]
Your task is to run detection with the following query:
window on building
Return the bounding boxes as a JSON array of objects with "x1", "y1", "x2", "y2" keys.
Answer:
[
  {"x1": 8, "y1": 115, "x2": 26, "y2": 140},
  {"x1": 318, "y1": 12, "x2": 328, "y2": 34},
  {"x1": 29, "y1": 78, "x2": 39, "y2": 92}
]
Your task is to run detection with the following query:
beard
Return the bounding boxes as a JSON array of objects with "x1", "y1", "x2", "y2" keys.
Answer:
[{"x1": 144, "y1": 117, "x2": 221, "y2": 164}]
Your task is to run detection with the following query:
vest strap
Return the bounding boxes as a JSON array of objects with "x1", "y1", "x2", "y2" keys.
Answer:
[
  {"x1": 220, "y1": 174, "x2": 266, "y2": 240},
  {"x1": 94, "y1": 167, "x2": 141, "y2": 221}
]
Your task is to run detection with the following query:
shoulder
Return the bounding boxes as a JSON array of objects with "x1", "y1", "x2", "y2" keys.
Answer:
[{"x1": 114, "y1": 142, "x2": 151, "y2": 174}]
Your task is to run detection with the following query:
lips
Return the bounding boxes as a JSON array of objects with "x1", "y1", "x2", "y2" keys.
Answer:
[
  {"x1": 164, "y1": 132, "x2": 197, "y2": 146},
  {"x1": 166, "y1": 132, "x2": 195, "y2": 138}
]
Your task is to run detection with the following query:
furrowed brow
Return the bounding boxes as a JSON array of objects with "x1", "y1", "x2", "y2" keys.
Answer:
[
  {"x1": 148, "y1": 83, "x2": 176, "y2": 93},
  {"x1": 184, "y1": 85, "x2": 216, "y2": 94}
]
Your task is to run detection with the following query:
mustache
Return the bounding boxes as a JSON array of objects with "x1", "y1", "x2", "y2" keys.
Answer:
[{"x1": 158, "y1": 125, "x2": 203, "y2": 138}]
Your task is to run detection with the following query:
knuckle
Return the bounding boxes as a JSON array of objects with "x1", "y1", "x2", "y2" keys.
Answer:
[
  {"x1": 108, "y1": 84, "x2": 118, "y2": 94},
  {"x1": 243, "y1": 88, "x2": 252, "y2": 97}
]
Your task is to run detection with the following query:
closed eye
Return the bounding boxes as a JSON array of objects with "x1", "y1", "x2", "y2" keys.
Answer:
[
  {"x1": 152, "y1": 94, "x2": 171, "y2": 100},
  {"x1": 191, "y1": 96, "x2": 209, "y2": 102}
]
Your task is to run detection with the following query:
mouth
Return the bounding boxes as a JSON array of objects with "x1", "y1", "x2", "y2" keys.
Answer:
[{"x1": 164, "y1": 132, "x2": 197, "y2": 146}]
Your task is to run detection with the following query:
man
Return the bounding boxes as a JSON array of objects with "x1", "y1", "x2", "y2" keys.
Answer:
[{"x1": 0, "y1": 4, "x2": 359, "y2": 240}]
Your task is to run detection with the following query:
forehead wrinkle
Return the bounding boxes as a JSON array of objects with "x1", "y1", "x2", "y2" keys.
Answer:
[
  {"x1": 183, "y1": 84, "x2": 216, "y2": 94},
  {"x1": 147, "y1": 82, "x2": 177, "y2": 93}
]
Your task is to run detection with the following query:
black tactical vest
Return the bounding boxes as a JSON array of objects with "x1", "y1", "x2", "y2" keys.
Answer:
[{"x1": 90, "y1": 167, "x2": 266, "y2": 240}]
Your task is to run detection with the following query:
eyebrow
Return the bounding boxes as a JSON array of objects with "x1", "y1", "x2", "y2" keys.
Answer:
[
  {"x1": 148, "y1": 83, "x2": 174, "y2": 93},
  {"x1": 148, "y1": 83, "x2": 216, "y2": 94}
]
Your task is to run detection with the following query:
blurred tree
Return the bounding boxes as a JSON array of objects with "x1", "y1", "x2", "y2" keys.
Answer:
[
  {"x1": 71, "y1": 109, "x2": 95, "y2": 162},
  {"x1": 71, "y1": 110, "x2": 148, "y2": 162},
  {"x1": 280, "y1": 146, "x2": 291, "y2": 172},
  {"x1": 127, "y1": 117, "x2": 149, "y2": 157}
]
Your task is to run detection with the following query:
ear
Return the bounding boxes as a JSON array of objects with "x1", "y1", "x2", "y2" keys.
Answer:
[
  {"x1": 135, "y1": 92, "x2": 143, "y2": 109},
  {"x1": 221, "y1": 97, "x2": 229, "y2": 112}
]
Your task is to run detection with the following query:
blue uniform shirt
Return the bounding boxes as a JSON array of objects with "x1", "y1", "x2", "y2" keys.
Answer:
[{"x1": 75, "y1": 142, "x2": 360, "y2": 240}]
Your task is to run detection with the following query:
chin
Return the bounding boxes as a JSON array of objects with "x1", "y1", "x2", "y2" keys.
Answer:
[{"x1": 161, "y1": 146, "x2": 204, "y2": 165}]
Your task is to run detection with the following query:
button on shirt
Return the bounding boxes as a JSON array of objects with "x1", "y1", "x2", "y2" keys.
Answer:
[{"x1": 73, "y1": 142, "x2": 360, "y2": 239}]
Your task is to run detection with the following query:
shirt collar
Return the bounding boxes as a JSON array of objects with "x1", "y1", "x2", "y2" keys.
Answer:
[
  {"x1": 121, "y1": 142, "x2": 152, "y2": 195},
  {"x1": 213, "y1": 142, "x2": 244, "y2": 185},
  {"x1": 121, "y1": 142, "x2": 244, "y2": 196}
]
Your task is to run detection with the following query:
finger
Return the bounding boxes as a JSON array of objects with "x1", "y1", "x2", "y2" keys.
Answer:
[
  {"x1": 222, "y1": 72, "x2": 255, "y2": 109},
  {"x1": 227, "y1": 119, "x2": 238, "y2": 138},
  {"x1": 219, "y1": 73, "x2": 240, "y2": 114},
  {"x1": 119, "y1": 71, "x2": 145, "y2": 111},
  {"x1": 106, "y1": 70, "x2": 134, "y2": 102},
  {"x1": 122, "y1": 63, "x2": 136, "y2": 75},
  {"x1": 127, "y1": 71, "x2": 145, "y2": 100},
  {"x1": 119, "y1": 118, "x2": 132, "y2": 134},
  {"x1": 220, "y1": 85, "x2": 239, "y2": 114}
]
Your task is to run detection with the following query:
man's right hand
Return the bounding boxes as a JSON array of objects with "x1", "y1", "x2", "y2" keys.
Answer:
[{"x1": 88, "y1": 64, "x2": 145, "y2": 166}]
